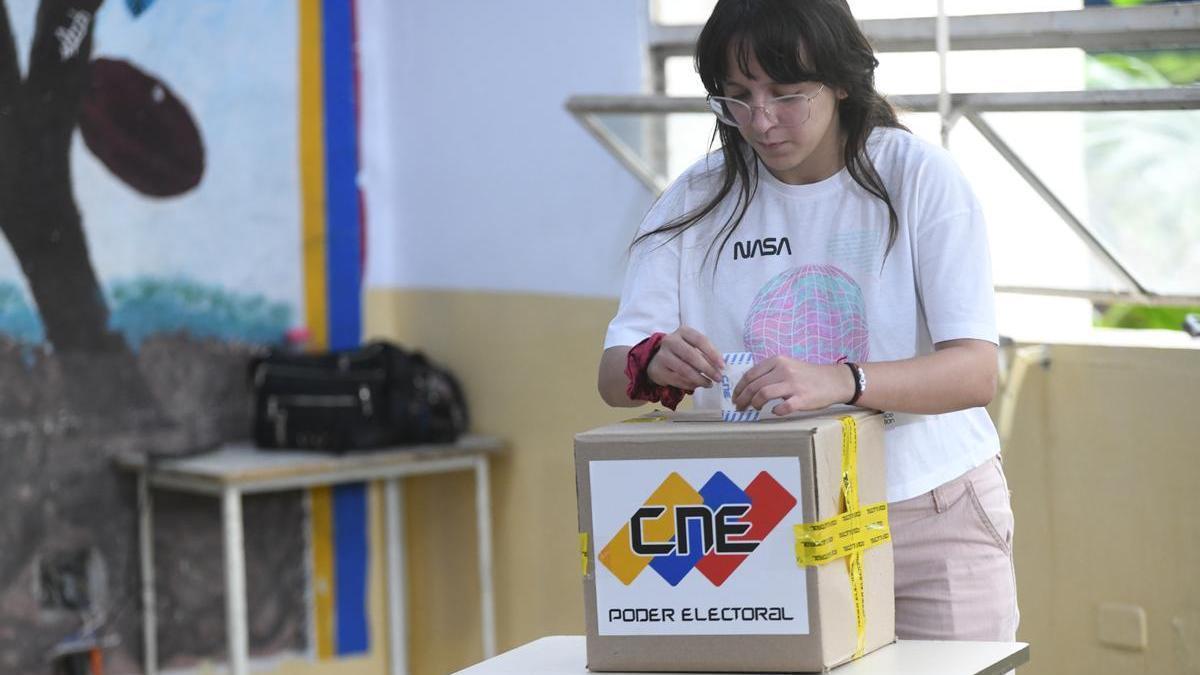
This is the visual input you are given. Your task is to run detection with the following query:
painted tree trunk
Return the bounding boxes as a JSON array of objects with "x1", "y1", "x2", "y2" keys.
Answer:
[{"x1": 0, "y1": 0, "x2": 157, "y2": 416}]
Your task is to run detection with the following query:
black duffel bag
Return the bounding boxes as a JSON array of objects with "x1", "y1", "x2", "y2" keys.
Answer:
[{"x1": 248, "y1": 340, "x2": 469, "y2": 451}]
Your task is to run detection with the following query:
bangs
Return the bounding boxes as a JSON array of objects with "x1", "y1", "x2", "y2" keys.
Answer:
[
  {"x1": 732, "y1": 33, "x2": 820, "y2": 84},
  {"x1": 698, "y1": 2, "x2": 823, "y2": 94}
]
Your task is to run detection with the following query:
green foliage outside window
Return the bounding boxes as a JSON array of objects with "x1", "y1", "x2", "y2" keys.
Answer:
[
  {"x1": 1091, "y1": 52, "x2": 1200, "y2": 85},
  {"x1": 1095, "y1": 304, "x2": 1200, "y2": 331}
]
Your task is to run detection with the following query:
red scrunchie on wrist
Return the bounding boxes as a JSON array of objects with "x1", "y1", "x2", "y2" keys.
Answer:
[{"x1": 625, "y1": 333, "x2": 685, "y2": 410}]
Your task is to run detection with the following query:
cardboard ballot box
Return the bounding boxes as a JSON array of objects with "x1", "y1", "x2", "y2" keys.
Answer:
[{"x1": 575, "y1": 409, "x2": 894, "y2": 673}]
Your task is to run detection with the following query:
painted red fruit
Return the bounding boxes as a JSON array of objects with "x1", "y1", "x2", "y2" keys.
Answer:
[{"x1": 79, "y1": 58, "x2": 204, "y2": 197}]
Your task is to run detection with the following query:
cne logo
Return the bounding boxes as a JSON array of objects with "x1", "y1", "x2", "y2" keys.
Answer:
[{"x1": 599, "y1": 471, "x2": 796, "y2": 587}]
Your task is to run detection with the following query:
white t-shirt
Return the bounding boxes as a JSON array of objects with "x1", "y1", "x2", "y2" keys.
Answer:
[{"x1": 604, "y1": 127, "x2": 1000, "y2": 502}]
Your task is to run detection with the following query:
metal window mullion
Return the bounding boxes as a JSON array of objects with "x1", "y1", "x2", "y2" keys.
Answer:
[
  {"x1": 566, "y1": 88, "x2": 1200, "y2": 116},
  {"x1": 936, "y1": 0, "x2": 951, "y2": 148},
  {"x1": 647, "y1": 46, "x2": 670, "y2": 180},
  {"x1": 648, "y1": 5, "x2": 1200, "y2": 55},
  {"x1": 575, "y1": 112, "x2": 666, "y2": 194},
  {"x1": 995, "y1": 286, "x2": 1200, "y2": 307},
  {"x1": 938, "y1": 89, "x2": 1200, "y2": 113}
]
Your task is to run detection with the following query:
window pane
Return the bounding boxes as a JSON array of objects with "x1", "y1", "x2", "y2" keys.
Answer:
[
  {"x1": 879, "y1": 49, "x2": 1086, "y2": 96},
  {"x1": 852, "y1": 0, "x2": 1081, "y2": 19},
  {"x1": 651, "y1": 0, "x2": 714, "y2": 26},
  {"x1": 1087, "y1": 105, "x2": 1200, "y2": 296},
  {"x1": 1082, "y1": 49, "x2": 1200, "y2": 296}
]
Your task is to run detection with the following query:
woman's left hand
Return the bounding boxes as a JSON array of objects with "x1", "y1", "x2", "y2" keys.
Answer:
[{"x1": 731, "y1": 357, "x2": 855, "y2": 415}]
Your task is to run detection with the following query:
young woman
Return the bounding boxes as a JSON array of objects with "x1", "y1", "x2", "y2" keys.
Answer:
[{"x1": 597, "y1": 0, "x2": 1017, "y2": 642}]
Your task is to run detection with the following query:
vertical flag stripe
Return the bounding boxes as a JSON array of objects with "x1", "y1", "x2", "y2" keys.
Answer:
[
  {"x1": 333, "y1": 484, "x2": 369, "y2": 654},
  {"x1": 309, "y1": 486, "x2": 336, "y2": 658},
  {"x1": 301, "y1": 0, "x2": 370, "y2": 660},
  {"x1": 300, "y1": 0, "x2": 339, "y2": 660},
  {"x1": 299, "y1": 0, "x2": 329, "y2": 351},
  {"x1": 321, "y1": 0, "x2": 362, "y2": 351},
  {"x1": 321, "y1": 0, "x2": 370, "y2": 657}
]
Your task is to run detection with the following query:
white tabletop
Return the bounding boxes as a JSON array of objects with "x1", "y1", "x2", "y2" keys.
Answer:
[
  {"x1": 452, "y1": 635, "x2": 1029, "y2": 675},
  {"x1": 114, "y1": 434, "x2": 503, "y2": 495}
]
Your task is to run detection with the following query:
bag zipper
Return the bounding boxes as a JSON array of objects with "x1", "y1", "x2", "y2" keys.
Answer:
[{"x1": 266, "y1": 385, "x2": 374, "y2": 446}]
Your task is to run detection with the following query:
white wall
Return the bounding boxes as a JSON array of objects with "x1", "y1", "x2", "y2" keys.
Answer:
[{"x1": 358, "y1": 0, "x2": 654, "y2": 298}]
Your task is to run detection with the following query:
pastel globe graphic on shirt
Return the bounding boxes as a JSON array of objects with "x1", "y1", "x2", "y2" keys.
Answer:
[{"x1": 743, "y1": 265, "x2": 870, "y2": 365}]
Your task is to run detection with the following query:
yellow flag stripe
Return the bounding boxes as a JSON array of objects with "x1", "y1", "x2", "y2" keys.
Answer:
[
  {"x1": 299, "y1": 0, "x2": 329, "y2": 350},
  {"x1": 310, "y1": 485, "x2": 336, "y2": 659}
]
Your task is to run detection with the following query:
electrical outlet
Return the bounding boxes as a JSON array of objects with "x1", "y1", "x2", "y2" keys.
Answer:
[{"x1": 1098, "y1": 603, "x2": 1148, "y2": 652}]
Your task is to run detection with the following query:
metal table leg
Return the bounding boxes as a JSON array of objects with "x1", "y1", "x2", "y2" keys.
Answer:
[
  {"x1": 474, "y1": 457, "x2": 496, "y2": 657},
  {"x1": 138, "y1": 473, "x2": 158, "y2": 675},
  {"x1": 222, "y1": 487, "x2": 249, "y2": 675},
  {"x1": 385, "y1": 479, "x2": 408, "y2": 675}
]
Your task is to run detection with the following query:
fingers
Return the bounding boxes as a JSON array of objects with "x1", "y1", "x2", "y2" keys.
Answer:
[
  {"x1": 656, "y1": 328, "x2": 723, "y2": 385},
  {"x1": 676, "y1": 327, "x2": 725, "y2": 377},
  {"x1": 734, "y1": 378, "x2": 789, "y2": 412},
  {"x1": 732, "y1": 358, "x2": 778, "y2": 407},
  {"x1": 731, "y1": 358, "x2": 822, "y2": 413},
  {"x1": 650, "y1": 348, "x2": 713, "y2": 390},
  {"x1": 749, "y1": 382, "x2": 792, "y2": 411},
  {"x1": 771, "y1": 398, "x2": 804, "y2": 417},
  {"x1": 644, "y1": 326, "x2": 727, "y2": 394}
]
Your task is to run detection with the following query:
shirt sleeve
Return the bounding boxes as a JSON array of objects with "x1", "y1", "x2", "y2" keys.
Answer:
[
  {"x1": 602, "y1": 177, "x2": 690, "y2": 349},
  {"x1": 912, "y1": 149, "x2": 999, "y2": 346}
]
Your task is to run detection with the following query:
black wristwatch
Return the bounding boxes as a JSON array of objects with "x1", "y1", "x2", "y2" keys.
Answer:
[{"x1": 844, "y1": 362, "x2": 866, "y2": 406}]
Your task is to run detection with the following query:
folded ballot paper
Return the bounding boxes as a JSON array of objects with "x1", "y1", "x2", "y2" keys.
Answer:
[
  {"x1": 719, "y1": 352, "x2": 760, "y2": 421},
  {"x1": 692, "y1": 352, "x2": 772, "y2": 422}
]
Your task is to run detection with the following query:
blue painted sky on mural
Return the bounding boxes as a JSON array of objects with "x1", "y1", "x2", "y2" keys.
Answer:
[{"x1": 0, "y1": 1, "x2": 302, "y2": 341}]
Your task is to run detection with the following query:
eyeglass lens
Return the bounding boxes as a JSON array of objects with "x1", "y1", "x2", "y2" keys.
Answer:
[{"x1": 710, "y1": 91, "x2": 818, "y2": 128}]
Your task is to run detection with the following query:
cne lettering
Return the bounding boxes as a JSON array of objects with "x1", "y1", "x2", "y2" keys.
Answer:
[{"x1": 629, "y1": 504, "x2": 761, "y2": 557}]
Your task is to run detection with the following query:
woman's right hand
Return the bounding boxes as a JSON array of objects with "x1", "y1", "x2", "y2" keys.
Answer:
[{"x1": 647, "y1": 326, "x2": 725, "y2": 392}]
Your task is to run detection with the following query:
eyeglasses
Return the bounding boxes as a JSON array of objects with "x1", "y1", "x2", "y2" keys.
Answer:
[{"x1": 707, "y1": 83, "x2": 826, "y2": 129}]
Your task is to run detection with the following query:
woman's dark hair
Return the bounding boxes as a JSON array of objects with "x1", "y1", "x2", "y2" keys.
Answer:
[{"x1": 634, "y1": 0, "x2": 907, "y2": 266}]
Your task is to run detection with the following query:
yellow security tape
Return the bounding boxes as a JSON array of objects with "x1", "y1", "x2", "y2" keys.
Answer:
[
  {"x1": 580, "y1": 532, "x2": 589, "y2": 576},
  {"x1": 793, "y1": 502, "x2": 890, "y2": 565},
  {"x1": 791, "y1": 417, "x2": 888, "y2": 660},
  {"x1": 848, "y1": 550, "x2": 866, "y2": 658},
  {"x1": 841, "y1": 416, "x2": 859, "y2": 513},
  {"x1": 841, "y1": 416, "x2": 867, "y2": 659},
  {"x1": 842, "y1": 416, "x2": 866, "y2": 659}
]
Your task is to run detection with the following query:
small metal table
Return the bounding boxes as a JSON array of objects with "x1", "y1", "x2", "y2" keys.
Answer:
[
  {"x1": 452, "y1": 635, "x2": 1030, "y2": 675},
  {"x1": 117, "y1": 435, "x2": 503, "y2": 675}
]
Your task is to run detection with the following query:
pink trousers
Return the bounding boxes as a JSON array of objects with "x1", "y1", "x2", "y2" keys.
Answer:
[{"x1": 890, "y1": 455, "x2": 1019, "y2": 641}]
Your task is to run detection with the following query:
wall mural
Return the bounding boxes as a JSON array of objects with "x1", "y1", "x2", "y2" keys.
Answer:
[{"x1": 0, "y1": 1, "x2": 311, "y2": 672}]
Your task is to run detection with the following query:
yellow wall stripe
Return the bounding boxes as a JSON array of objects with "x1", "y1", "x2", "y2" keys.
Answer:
[
  {"x1": 310, "y1": 486, "x2": 337, "y2": 659},
  {"x1": 299, "y1": 0, "x2": 329, "y2": 351},
  {"x1": 300, "y1": 0, "x2": 336, "y2": 660}
]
